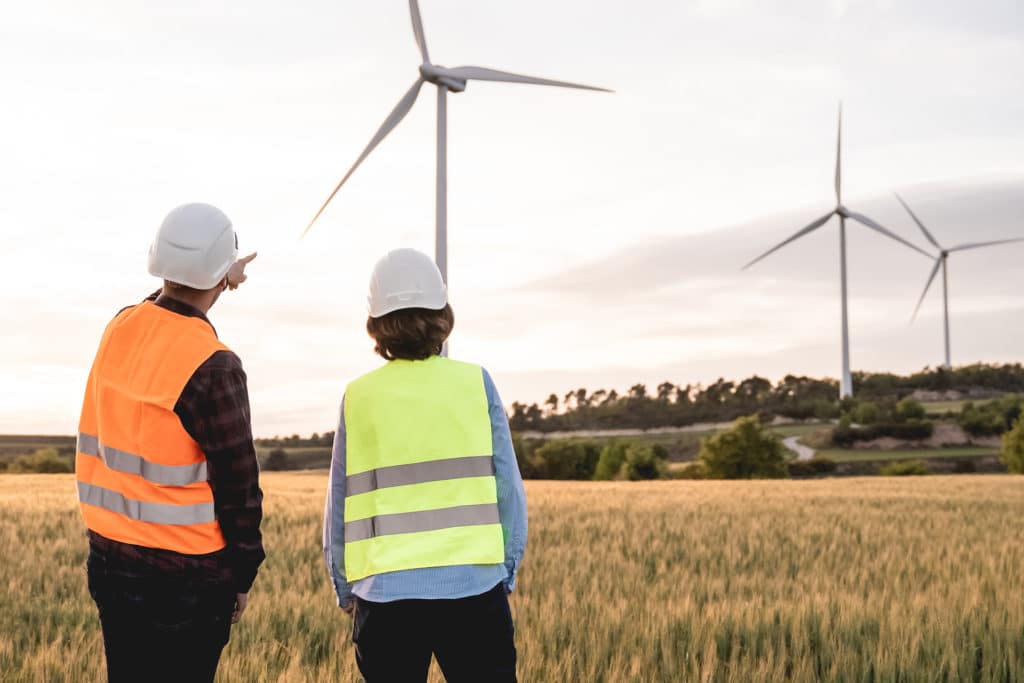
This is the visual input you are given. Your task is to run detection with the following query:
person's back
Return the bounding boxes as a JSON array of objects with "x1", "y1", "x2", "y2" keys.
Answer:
[
  {"x1": 77, "y1": 203, "x2": 264, "y2": 683},
  {"x1": 324, "y1": 248, "x2": 528, "y2": 683}
]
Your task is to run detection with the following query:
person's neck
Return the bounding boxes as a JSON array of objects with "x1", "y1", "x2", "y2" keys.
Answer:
[{"x1": 159, "y1": 290, "x2": 215, "y2": 315}]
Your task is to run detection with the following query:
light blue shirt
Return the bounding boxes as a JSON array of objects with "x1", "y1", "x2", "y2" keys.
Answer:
[{"x1": 323, "y1": 366, "x2": 528, "y2": 607}]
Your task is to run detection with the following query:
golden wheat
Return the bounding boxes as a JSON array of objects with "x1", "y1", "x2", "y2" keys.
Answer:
[{"x1": 1, "y1": 473, "x2": 1021, "y2": 682}]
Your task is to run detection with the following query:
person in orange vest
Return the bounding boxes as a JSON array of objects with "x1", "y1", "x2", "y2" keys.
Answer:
[
  {"x1": 76, "y1": 203, "x2": 265, "y2": 683},
  {"x1": 324, "y1": 248, "x2": 529, "y2": 682}
]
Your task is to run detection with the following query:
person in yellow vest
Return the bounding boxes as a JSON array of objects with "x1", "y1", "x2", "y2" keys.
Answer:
[
  {"x1": 323, "y1": 248, "x2": 529, "y2": 682},
  {"x1": 76, "y1": 203, "x2": 264, "y2": 683}
]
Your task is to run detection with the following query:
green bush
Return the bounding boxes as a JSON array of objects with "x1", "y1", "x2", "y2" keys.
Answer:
[
  {"x1": 959, "y1": 396, "x2": 1023, "y2": 436},
  {"x1": 851, "y1": 401, "x2": 881, "y2": 425},
  {"x1": 698, "y1": 416, "x2": 788, "y2": 479},
  {"x1": 1000, "y1": 415, "x2": 1024, "y2": 474},
  {"x1": 594, "y1": 443, "x2": 627, "y2": 480},
  {"x1": 880, "y1": 460, "x2": 929, "y2": 476},
  {"x1": 832, "y1": 421, "x2": 933, "y2": 446},
  {"x1": 531, "y1": 440, "x2": 601, "y2": 480},
  {"x1": 669, "y1": 461, "x2": 707, "y2": 480},
  {"x1": 620, "y1": 444, "x2": 668, "y2": 481},
  {"x1": 263, "y1": 448, "x2": 290, "y2": 471},
  {"x1": 9, "y1": 448, "x2": 72, "y2": 474},
  {"x1": 787, "y1": 457, "x2": 838, "y2": 478},
  {"x1": 896, "y1": 398, "x2": 926, "y2": 421}
]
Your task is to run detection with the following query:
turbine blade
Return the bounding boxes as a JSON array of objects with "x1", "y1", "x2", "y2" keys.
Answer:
[
  {"x1": 409, "y1": 0, "x2": 430, "y2": 63},
  {"x1": 948, "y1": 237, "x2": 1024, "y2": 252},
  {"x1": 911, "y1": 258, "x2": 943, "y2": 322},
  {"x1": 844, "y1": 210, "x2": 933, "y2": 258},
  {"x1": 894, "y1": 193, "x2": 942, "y2": 250},
  {"x1": 742, "y1": 212, "x2": 835, "y2": 270},
  {"x1": 835, "y1": 102, "x2": 842, "y2": 204},
  {"x1": 443, "y1": 65, "x2": 612, "y2": 92},
  {"x1": 303, "y1": 79, "x2": 425, "y2": 237}
]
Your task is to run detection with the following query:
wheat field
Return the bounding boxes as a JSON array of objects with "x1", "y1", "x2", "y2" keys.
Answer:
[{"x1": 1, "y1": 473, "x2": 1021, "y2": 682}]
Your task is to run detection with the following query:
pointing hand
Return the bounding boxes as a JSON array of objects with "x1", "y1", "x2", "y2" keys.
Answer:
[{"x1": 226, "y1": 252, "x2": 257, "y2": 290}]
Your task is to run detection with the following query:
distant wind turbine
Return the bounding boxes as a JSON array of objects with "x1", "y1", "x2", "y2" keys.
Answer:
[
  {"x1": 743, "y1": 104, "x2": 932, "y2": 399},
  {"x1": 303, "y1": 0, "x2": 610, "y2": 291},
  {"x1": 896, "y1": 193, "x2": 1024, "y2": 369}
]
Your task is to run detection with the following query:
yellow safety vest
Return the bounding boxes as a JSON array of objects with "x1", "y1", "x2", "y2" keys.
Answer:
[{"x1": 343, "y1": 356, "x2": 505, "y2": 581}]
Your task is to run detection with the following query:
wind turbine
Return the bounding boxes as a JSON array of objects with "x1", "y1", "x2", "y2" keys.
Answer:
[
  {"x1": 303, "y1": 0, "x2": 609, "y2": 289},
  {"x1": 743, "y1": 104, "x2": 932, "y2": 399},
  {"x1": 896, "y1": 193, "x2": 1024, "y2": 369}
]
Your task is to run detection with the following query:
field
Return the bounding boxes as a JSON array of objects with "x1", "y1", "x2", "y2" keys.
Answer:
[
  {"x1": 815, "y1": 446, "x2": 999, "y2": 463},
  {"x1": 2, "y1": 474, "x2": 1022, "y2": 682}
]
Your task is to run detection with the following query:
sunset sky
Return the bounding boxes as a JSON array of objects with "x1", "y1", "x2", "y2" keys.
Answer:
[{"x1": 2, "y1": 0, "x2": 1022, "y2": 436}]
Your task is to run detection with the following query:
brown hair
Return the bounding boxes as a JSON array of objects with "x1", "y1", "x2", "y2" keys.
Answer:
[{"x1": 366, "y1": 305, "x2": 455, "y2": 361}]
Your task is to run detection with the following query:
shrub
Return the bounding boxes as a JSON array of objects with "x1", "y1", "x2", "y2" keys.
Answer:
[
  {"x1": 952, "y1": 458, "x2": 977, "y2": 474},
  {"x1": 669, "y1": 461, "x2": 708, "y2": 480},
  {"x1": 531, "y1": 440, "x2": 601, "y2": 480},
  {"x1": 698, "y1": 416, "x2": 788, "y2": 479},
  {"x1": 959, "y1": 395, "x2": 1023, "y2": 437},
  {"x1": 1000, "y1": 415, "x2": 1024, "y2": 474},
  {"x1": 851, "y1": 401, "x2": 881, "y2": 425},
  {"x1": 9, "y1": 449, "x2": 72, "y2": 474},
  {"x1": 263, "y1": 448, "x2": 290, "y2": 471},
  {"x1": 594, "y1": 443, "x2": 627, "y2": 481},
  {"x1": 620, "y1": 444, "x2": 668, "y2": 481},
  {"x1": 880, "y1": 460, "x2": 929, "y2": 476},
  {"x1": 896, "y1": 398, "x2": 926, "y2": 422},
  {"x1": 787, "y1": 457, "x2": 838, "y2": 478},
  {"x1": 832, "y1": 421, "x2": 933, "y2": 446}
]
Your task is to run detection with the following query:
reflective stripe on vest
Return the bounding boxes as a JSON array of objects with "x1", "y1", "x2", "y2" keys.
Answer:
[
  {"x1": 77, "y1": 432, "x2": 208, "y2": 487},
  {"x1": 78, "y1": 482, "x2": 216, "y2": 525},
  {"x1": 343, "y1": 356, "x2": 505, "y2": 581},
  {"x1": 76, "y1": 301, "x2": 229, "y2": 555}
]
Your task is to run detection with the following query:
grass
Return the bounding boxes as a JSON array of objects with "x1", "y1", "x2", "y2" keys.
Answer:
[
  {"x1": 816, "y1": 446, "x2": 999, "y2": 463},
  {"x1": 1, "y1": 473, "x2": 1022, "y2": 681},
  {"x1": 769, "y1": 423, "x2": 830, "y2": 438},
  {"x1": 921, "y1": 398, "x2": 994, "y2": 415}
]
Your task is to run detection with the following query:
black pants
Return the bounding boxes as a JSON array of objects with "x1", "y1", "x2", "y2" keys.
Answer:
[
  {"x1": 353, "y1": 583, "x2": 517, "y2": 683},
  {"x1": 87, "y1": 548, "x2": 236, "y2": 683}
]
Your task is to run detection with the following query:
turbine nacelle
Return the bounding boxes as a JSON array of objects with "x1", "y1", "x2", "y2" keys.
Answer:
[{"x1": 419, "y1": 64, "x2": 467, "y2": 92}]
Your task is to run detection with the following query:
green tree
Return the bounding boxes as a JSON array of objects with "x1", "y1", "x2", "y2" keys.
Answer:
[
  {"x1": 698, "y1": 416, "x2": 788, "y2": 479},
  {"x1": 621, "y1": 444, "x2": 668, "y2": 480},
  {"x1": 532, "y1": 440, "x2": 601, "y2": 480},
  {"x1": 263, "y1": 448, "x2": 289, "y2": 471},
  {"x1": 851, "y1": 401, "x2": 880, "y2": 425},
  {"x1": 9, "y1": 448, "x2": 72, "y2": 474},
  {"x1": 895, "y1": 398, "x2": 926, "y2": 422},
  {"x1": 594, "y1": 443, "x2": 627, "y2": 480},
  {"x1": 1000, "y1": 414, "x2": 1024, "y2": 473}
]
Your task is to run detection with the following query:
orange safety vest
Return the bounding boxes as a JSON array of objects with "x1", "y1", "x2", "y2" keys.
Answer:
[{"x1": 76, "y1": 300, "x2": 229, "y2": 555}]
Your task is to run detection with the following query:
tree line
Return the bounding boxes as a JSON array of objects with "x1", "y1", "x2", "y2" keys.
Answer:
[{"x1": 508, "y1": 363, "x2": 1024, "y2": 432}]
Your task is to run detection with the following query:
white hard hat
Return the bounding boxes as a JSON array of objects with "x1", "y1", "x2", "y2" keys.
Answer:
[
  {"x1": 368, "y1": 248, "x2": 447, "y2": 318},
  {"x1": 147, "y1": 203, "x2": 238, "y2": 290}
]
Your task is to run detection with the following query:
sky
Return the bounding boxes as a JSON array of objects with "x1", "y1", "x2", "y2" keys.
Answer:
[{"x1": 1, "y1": 0, "x2": 1022, "y2": 436}]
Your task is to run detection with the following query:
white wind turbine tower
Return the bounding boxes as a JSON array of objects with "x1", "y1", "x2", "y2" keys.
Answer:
[
  {"x1": 743, "y1": 104, "x2": 932, "y2": 399},
  {"x1": 896, "y1": 193, "x2": 1024, "y2": 369},
  {"x1": 303, "y1": 0, "x2": 609, "y2": 289}
]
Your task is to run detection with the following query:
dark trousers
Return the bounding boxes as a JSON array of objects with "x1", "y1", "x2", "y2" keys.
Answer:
[
  {"x1": 87, "y1": 548, "x2": 236, "y2": 683},
  {"x1": 353, "y1": 583, "x2": 517, "y2": 683}
]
